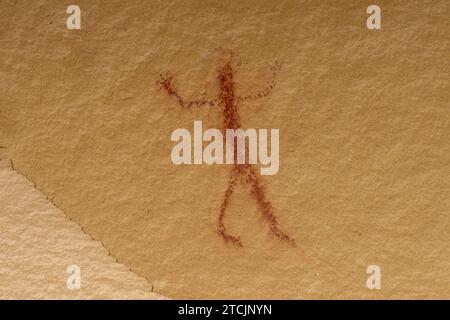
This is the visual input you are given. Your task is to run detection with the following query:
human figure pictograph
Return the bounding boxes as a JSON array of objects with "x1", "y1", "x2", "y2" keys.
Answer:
[{"x1": 158, "y1": 49, "x2": 295, "y2": 247}]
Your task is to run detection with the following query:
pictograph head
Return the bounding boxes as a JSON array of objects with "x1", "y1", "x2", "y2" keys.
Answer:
[{"x1": 215, "y1": 47, "x2": 242, "y2": 71}]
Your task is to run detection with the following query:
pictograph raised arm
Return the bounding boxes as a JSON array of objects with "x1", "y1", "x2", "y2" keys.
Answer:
[
  {"x1": 237, "y1": 61, "x2": 281, "y2": 102},
  {"x1": 158, "y1": 71, "x2": 217, "y2": 109}
]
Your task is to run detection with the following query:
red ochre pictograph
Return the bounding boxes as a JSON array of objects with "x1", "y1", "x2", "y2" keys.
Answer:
[{"x1": 158, "y1": 49, "x2": 295, "y2": 247}]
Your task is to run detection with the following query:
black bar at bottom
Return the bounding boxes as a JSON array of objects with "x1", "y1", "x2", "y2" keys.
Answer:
[{"x1": 0, "y1": 300, "x2": 446, "y2": 318}]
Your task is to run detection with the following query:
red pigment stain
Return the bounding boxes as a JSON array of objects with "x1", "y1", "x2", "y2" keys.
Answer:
[{"x1": 158, "y1": 49, "x2": 295, "y2": 247}]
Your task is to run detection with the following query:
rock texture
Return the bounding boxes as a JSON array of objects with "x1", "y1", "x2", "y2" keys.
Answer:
[
  {"x1": 0, "y1": 0, "x2": 449, "y2": 298},
  {"x1": 0, "y1": 149, "x2": 164, "y2": 299}
]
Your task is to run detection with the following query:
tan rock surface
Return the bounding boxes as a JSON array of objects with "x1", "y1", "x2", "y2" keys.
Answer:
[
  {"x1": 0, "y1": 0, "x2": 449, "y2": 298},
  {"x1": 0, "y1": 150, "x2": 164, "y2": 299}
]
